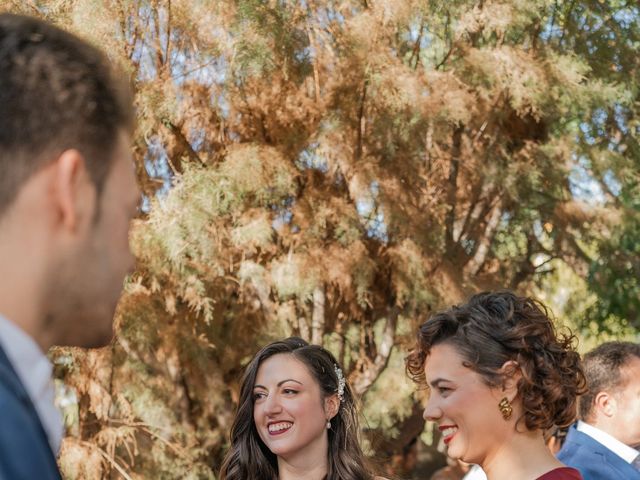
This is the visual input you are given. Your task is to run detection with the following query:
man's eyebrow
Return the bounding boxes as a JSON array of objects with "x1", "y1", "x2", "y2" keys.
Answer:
[{"x1": 252, "y1": 379, "x2": 303, "y2": 390}]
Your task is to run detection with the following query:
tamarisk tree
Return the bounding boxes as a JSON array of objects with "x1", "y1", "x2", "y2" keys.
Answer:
[{"x1": 3, "y1": 0, "x2": 637, "y2": 477}]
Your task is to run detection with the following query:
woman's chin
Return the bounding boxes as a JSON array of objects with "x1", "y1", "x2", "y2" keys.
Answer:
[{"x1": 446, "y1": 443, "x2": 472, "y2": 464}]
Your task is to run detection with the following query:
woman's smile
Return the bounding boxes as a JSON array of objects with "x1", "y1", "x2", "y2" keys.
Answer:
[{"x1": 267, "y1": 421, "x2": 293, "y2": 435}]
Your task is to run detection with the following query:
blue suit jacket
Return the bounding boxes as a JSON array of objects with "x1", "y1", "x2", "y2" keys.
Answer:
[
  {"x1": 0, "y1": 344, "x2": 62, "y2": 479},
  {"x1": 557, "y1": 424, "x2": 640, "y2": 480}
]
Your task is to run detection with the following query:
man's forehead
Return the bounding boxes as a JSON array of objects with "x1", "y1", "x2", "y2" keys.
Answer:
[{"x1": 620, "y1": 356, "x2": 640, "y2": 385}]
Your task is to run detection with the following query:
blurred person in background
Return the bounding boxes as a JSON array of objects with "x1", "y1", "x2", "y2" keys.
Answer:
[
  {"x1": 557, "y1": 341, "x2": 640, "y2": 480},
  {"x1": 0, "y1": 13, "x2": 137, "y2": 480}
]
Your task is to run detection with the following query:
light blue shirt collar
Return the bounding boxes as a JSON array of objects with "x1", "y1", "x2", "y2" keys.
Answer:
[
  {"x1": 0, "y1": 314, "x2": 63, "y2": 453},
  {"x1": 577, "y1": 420, "x2": 638, "y2": 464}
]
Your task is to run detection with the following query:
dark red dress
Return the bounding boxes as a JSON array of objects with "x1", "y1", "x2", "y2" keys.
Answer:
[{"x1": 536, "y1": 467, "x2": 583, "y2": 479}]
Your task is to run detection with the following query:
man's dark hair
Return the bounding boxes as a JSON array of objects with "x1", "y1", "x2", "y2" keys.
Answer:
[
  {"x1": 0, "y1": 13, "x2": 134, "y2": 216},
  {"x1": 579, "y1": 341, "x2": 640, "y2": 421}
]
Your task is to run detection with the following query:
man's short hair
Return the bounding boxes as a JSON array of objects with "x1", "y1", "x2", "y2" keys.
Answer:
[
  {"x1": 0, "y1": 13, "x2": 134, "y2": 216},
  {"x1": 579, "y1": 341, "x2": 640, "y2": 421}
]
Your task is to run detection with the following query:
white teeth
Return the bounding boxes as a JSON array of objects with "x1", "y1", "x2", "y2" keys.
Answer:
[
  {"x1": 268, "y1": 422, "x2": 292, "y2": 433},
  {"x1": 442, "y1": 427, "x2": 458, "y2": 437}
]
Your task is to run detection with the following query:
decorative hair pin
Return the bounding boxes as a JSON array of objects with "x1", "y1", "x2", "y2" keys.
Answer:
[{"x1": 334, "y1": 364, "x2": 345, "y2": 403}]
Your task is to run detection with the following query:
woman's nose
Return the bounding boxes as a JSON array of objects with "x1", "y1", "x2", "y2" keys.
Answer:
[
  {"x1": 423, "y1": 396, "x2": 442, "y2": 422},
  {"x1": 263, "y1": 394, "x2": 283, "y2": 414}
]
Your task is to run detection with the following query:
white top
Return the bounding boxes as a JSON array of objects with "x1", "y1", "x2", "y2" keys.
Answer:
[
  {"x1": 463, "y1": 465, "x2": 488, "y2": 480},
  {"x1": 577, "y1": 420, "x2": 638, "y2": 463},
  {"x1": 0, "y1": 314, "x2": 63, "y2": 454}
]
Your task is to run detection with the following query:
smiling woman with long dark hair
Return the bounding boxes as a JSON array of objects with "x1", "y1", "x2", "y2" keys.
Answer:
[{"x1": 219, "y1": 337, "x2": 384, "y2": 480}]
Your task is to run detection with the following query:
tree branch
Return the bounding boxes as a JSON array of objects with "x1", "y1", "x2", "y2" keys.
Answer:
[
  {"x1": 306, "y1": 23, "x2": 322, "y2": 103},
  {"x1": 152, "y1": 3, "x2": 165, "y2": 74},
  {"x1": 435, "y1": 11, "x2": 453, "y2": 70},
  {"x1": 355, "y1": 79, "x2": 368, "y2": 161},
  {"x1": 557, "y1": 232, "x2": 592, "y2": 277},
  {"x1": 457, "y1": 181, "x2": 494, "y2": 243},
  {"x1": 445, "y1": 126, "x2": 464, "y2": 253},
  {"x1": 463, "y1": 197, "x2": 503, "y2": 277},
  {"x1": 351, "y1": 306, "x2": 399, "y2": 396},
  {"x1": 559, "y1": 0, "x2": 577, "y2": 47},
  {"x1": 409, "y1": 20, "x2": 425, "y2": 70},
  {"x1": 311, "y1": 285, "x2": 326, "y2": 345},
  {"x1": 164, "y1": 0, "x2": 172, "y2": 68},
  {"x1": 298, "y1": 307, "x2": 311, "y2": 342},
  {"x1": 161, "y1": 119, "x2": 205, "y2": 169}
]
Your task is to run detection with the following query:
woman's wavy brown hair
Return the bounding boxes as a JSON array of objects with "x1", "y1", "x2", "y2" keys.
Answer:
[
  {"x1": 406, "y1": 291, "x2": 586, "y2": 431},
  {"x1": 219, "y1": 337, "x2": 374, "y2": 480}
]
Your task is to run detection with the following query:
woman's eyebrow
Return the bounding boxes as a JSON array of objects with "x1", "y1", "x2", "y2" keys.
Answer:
[
  {"x1": 429, "y1": 378, "x2": 449, "y2": 388},
  {"x1": 253, "y1": 379, "x2": 303, "y2": 389},
  {"x1": 278, "y1": 379, "x2": 303, "y2": 387}
]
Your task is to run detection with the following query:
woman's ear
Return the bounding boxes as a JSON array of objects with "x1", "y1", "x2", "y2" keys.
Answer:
[
  {"x1": 499, "y1": 360, "x2": 522, "y2": 401},
  {"x1": 324, "y1": 394, "x2": 340, "y2": 420}
]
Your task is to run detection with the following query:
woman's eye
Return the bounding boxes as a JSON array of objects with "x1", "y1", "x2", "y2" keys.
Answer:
[
  {"x1": 253, "y1": 392, "x2": 266, "y2": 400},
  {"x1": 283, "y1": 389, "x2": 298, "y2": 395},
  {"x1": 438, "y1": 387, "x2": 452, "y2": 395}
]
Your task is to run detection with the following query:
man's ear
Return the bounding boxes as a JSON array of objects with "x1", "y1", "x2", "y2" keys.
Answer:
[
  {"x1": 593, "y1": 391, "x2": 616, "y2": 418},
  {"x1": 499, "y1": 360, "x2": 522, "y2": 401},
  {"x1": 324, "y1": 394, "x2": 340, "y2": 420},
  {"x1": 52, "y1": 149, "x2": 93, "y2": 231}
]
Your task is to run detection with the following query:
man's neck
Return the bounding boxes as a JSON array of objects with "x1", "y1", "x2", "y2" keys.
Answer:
[{"x1": 0, "y1": 239, "x2": 51, "y2": 351}]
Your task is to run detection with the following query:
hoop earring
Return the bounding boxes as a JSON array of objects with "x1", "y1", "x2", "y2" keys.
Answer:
[
  {"x1": 498, "y1": 397, "x2": 513, "y2": 420},
  {"x1": 326, "y1": 420, "x2": 331, "y2": 429}
]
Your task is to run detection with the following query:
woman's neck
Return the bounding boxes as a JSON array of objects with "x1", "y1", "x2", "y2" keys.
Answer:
[
  {"x1": 277, "y1": 434, "x2": 329, "y2": 480},
  {"x1": 482, "y1": 429, "x2": 564, "y2": 480},
  {"x1": 277, "y1": 457, "x2": 327, "y2": 480}
]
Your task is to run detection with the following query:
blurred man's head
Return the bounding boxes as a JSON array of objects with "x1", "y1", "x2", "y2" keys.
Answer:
[
  {"x1": 579, "y1": 341, "x2": 640, "y2": 448},
  {"x1": 0, "y1": 14, "x2": 139, "y2": 349}
]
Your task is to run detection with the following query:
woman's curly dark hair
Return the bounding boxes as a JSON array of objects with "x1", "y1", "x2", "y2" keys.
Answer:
[{"x1": 406, "y1": 291, "x2": 586, "y2": 431}]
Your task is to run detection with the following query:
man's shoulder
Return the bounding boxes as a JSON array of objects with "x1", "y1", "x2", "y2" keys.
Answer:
[
  {"x1": 0, "y1": 376, "x2": 61, "y2": 479},
  {"x1": 558, "y1": 425, "x2": 640, "y2": 480},
  {"x1": 558, "y1": 425, "x2": 599, "y2": 454}
]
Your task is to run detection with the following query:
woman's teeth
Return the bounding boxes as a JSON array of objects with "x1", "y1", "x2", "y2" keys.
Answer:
[{"x1": 268, "y1": 422, "x2": 293, "y2": 433}]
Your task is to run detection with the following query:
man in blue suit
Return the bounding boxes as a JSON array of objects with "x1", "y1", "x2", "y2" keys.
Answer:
[
  {"x1": 557, "y1": 341, "x2": 640, "y2": 480},
  {"x1": 0, "y1": 14, "x2": 138, "y2": 478}
]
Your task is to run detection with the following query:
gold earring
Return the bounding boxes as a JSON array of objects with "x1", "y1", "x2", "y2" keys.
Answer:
[{"x1": 498, "y1": 397, "x2": 512, "y2": 420}]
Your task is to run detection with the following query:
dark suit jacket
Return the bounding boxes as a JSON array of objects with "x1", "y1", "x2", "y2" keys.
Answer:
[
  {"x1": 0, "y1": 344, "x2": 62, "y2": 479},
  {"x1": 557, "y1": 423, "x2": 640, "y2": 480}
]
